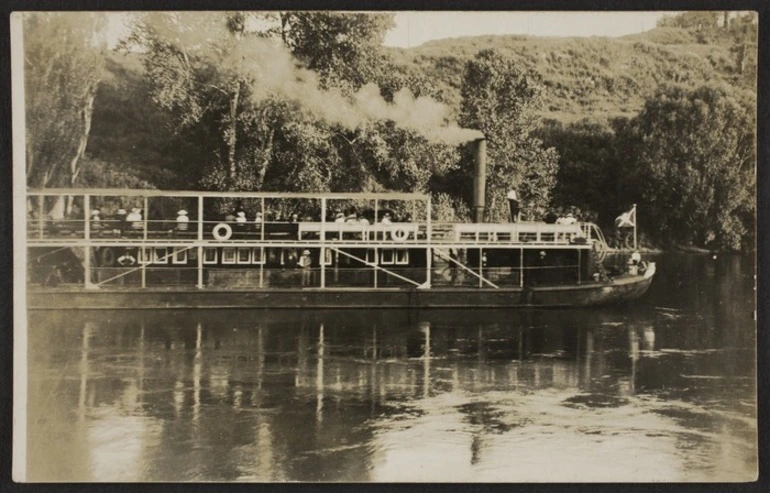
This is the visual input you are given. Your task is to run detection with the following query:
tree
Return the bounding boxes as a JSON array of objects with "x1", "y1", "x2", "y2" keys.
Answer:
[
  {"x1": 457, "y1": 49, "x2": 558, "y2": 222},
  {"x1": 534, "y1": 119, "x2": 621, "y2": 225},
  {"x1": 619, "y1": 84, "x2": 755, "y2": 250},
  {"x1": 280, "y1": 12, "x2": 395, "y2": 92},
  {"x1": 24, "y1": 12, "x2": 106, "y2": 215}
]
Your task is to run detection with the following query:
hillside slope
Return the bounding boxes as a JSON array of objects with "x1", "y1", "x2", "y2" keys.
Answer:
[{"x1": 387, "y1": 27, "x2": 750, "y2": 123}]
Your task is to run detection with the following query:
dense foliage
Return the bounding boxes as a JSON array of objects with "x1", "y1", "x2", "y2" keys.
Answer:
[{"x1": 24, "y1": 11, "x2": 757, "y2": 251}]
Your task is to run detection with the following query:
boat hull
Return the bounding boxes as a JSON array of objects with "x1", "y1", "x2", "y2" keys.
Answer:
[{"x1": 26, "y1": 271, "x2": 654, "y2": 310}]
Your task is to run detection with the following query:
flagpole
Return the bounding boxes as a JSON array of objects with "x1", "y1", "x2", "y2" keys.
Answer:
[{"x1": 633, "y1": 203, "x2": 637, "y2": 251}]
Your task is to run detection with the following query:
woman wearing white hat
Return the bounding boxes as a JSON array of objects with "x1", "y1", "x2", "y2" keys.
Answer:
[
  {"x1": 176, "y1": 209, "x2": 189, "y2": 233},
  {"x1": 298, "y1": 249, "x2": 313, "y2": 286},
  {"x1": 90, "y1": 209, "x2": 102, "y2": 235},
  {"x1": 127, "y1": 208, "x2": 143, "y2": 232}
]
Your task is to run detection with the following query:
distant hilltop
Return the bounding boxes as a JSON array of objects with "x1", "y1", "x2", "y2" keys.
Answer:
[{"x1": 386, "y1": 27, "x2": 755, "y2": 124}]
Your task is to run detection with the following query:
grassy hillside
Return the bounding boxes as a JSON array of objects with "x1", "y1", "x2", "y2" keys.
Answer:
[{"x1": 386, "y1": 27, "x2": 749, "y2": 123}]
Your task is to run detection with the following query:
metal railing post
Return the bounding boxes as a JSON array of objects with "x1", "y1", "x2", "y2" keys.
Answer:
[
  {"x1": 83, "y1": 194, "x2": 90, "y2": 240},
  {"x1": 38, "y1": 194, "x2": 44, "y2": 239},
  {"x1": 320, "y1": 197, "x2": 326, "y2": 289},
  {"x1": 143, "y1": 196, "x2": 148, "y2": 241},
  {"x1": 197, "y1": 246, "x2": 204, "y2": 289},
  {"x1": 198, "y1": 195, "x2": 203, "y2": 241}
]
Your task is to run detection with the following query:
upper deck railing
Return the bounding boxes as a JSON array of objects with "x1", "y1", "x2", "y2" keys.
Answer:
[{"x1": 25, "y1": 188, "x2": 601, "y2": 248}]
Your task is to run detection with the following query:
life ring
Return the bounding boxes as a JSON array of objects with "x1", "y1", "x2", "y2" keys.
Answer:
[
  {"x1": 212, "y1": 223, "x2": 233, "y2": 241},
  {"x1": 117, "y1": 252, "x2": 137, "y2": 267},
  {"x1": 99, "y1": 247, "x2": 116, "y2": 267},
  {"x1": 391, "y1": 227, "x2": 410, "y2": 242}
]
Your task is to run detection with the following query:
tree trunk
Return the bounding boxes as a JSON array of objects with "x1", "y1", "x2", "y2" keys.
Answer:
[
  {"x1": 256, "y1": 129, "x2": 275, "y2": 189},
  {"x1": 227, "y1": 82, "x2": 240, "y2": 180},
  {"x1": 64, "y1": 83, "x2": 97, "y2": 215}
]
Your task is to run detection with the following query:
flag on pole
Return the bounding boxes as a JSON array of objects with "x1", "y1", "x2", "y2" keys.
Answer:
[{"x1": 615, "y1": 205, "x2": 636, "y2": 228}]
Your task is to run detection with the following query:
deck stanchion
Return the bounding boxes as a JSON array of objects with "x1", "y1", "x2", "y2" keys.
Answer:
[
  {"x1": 84, "y1": 194, "x2": 90, "y2": 240},
  {"x1": 320, "y1": 197, "x2": 326, "y2": 289},
  {"x1": 197, "y1": 196, "x2": 203, "y2": 241},
  {"x1": 520, "y1": 248, "x2": 524, "y2": 287},
  {"x1": 479, "y1": 248, "x2": 483, "y2": 289},
  {"x1": 260, "y1": 198, "x2": 265, "y2": 242},
  {"x1": 84, "y1": 246, "x2": 92, "y2": 288},
  {"x1": 197, "y1": 246, "x2": 203, "y2": 289},
  {"x1": 143, "y1": 196, "x2": 148, "y2": 241},
  {"x1": 373, "y1": 247, "x2": 378, "y2": 288},
  {"x1": 38, "y1": 194, "x2": 44, "y2": 239},
  {"x1": 577, "y1": 250, "x2": 581, "y2": 285}
]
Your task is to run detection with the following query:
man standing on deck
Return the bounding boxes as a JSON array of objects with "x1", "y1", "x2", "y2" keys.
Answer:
[{"x1": 507, "y1": 190, "x2": 520, "y2": 223}]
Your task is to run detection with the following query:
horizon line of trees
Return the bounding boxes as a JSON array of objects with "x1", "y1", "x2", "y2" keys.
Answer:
[{"x1": 23, "y1": 11, "x2": 757, "y2": 251}]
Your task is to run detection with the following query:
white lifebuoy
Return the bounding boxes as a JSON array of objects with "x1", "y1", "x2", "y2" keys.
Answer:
[
  {"x1": 391, "y1": 227, "x2": 410, "y2": 242},
  {"x1": 212, "y1": 223, "x2": 233, "y2": 241}
]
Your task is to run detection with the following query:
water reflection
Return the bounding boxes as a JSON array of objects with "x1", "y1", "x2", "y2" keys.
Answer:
[{"x1": 26, "y1": 254, "x2": 756, "y2": 482}]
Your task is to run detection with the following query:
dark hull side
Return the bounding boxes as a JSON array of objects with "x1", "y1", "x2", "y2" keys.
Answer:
[{"x1": 26, "y1": 275, "x2": 654, "y2": 310}]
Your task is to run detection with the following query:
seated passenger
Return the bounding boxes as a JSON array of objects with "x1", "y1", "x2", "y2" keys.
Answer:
[
  {"x1": 176, "y1": 209, "x2": 189, "y2": 232},
  {"x1": 127, "y1": 208, "x2": 143, "y2": 231},
  {"x1": 90, "y1": 209, "x2": 102, "y2": 232},
  {"x1": 563, "y1": 212, "x2": 577, "y2": 225},
  {"x1": 381, "y1": 212, "x2": 393, "y2": 225}
]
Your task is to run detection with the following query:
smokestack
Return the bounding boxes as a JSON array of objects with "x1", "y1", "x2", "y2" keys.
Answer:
[{"x1": 472, "y1": 137, "x2": 487, "y2": 223}]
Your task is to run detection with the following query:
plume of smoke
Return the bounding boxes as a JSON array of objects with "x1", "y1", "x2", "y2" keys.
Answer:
[{"x1": 234, "y1": 38, "x2": 483, "y2": 145}]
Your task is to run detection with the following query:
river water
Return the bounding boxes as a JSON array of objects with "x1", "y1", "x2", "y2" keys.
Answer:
[{"x1": 24, "y1": 253, "x2": 757, "y2": 482}]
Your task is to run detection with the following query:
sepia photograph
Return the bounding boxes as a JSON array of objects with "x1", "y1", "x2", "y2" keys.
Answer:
[{"x1": 10, "y1": 8, "x2": 759, "y2": 483}]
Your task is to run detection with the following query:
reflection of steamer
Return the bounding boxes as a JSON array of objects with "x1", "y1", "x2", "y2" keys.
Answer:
[{"x1": 26, "y1": 138, "x2": 655, "y2": 309}]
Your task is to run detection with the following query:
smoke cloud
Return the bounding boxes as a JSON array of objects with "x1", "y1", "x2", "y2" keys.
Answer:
[{"x1": 232, "y1": 39, "x2": 484, "y2": 145}]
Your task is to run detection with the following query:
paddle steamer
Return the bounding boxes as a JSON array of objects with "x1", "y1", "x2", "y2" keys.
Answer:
[{"x1": 25, "y1": 140, "x2": 655, "y2": 310}]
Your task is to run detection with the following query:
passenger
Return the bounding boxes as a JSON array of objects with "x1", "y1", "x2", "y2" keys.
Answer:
[
  {"x1": 381, "y1": 212, "x2": 393, "y2": 225},
  {"x1": 235, "y1": 211, "x2": 247, "y2": 223},
  {"x1": 334, "y1": 212, "x2": 346, "y2": 223},
  {"x1": 225, "y1": 211, "x2": 236, "y2": 222},
  {"x1": 346, "y1": 210, "x2": 358, "y2": 223},
  {"x1": 176, "y1": 209, "x2": 189, "y2": 233},
  {"x1": 563, "y1": 212, "x2": 577, "y2": 225},
  {"x1": 290, "y1": 213, "x2": 299, "y2": 223},
  {"x1": 359, "y1": 215, "x2": 370, "y2": 226},
  {"x1": 117, "y1": 250, "x2": 137, "y2": 266},
  {"x1": 544, "y1": 210, "x2": 558, "y2": 224},
  {"x1": 507, "y1": 190, "x2": 520, "y2": 223},
  {"x1": 298, "y1": 249, "x2": 313, "y2": 286},
  {"x1": 90, "y1": 209, "x2": 102, "y2": 233},
  {"x1": 116, "y1": 208, "x2": 127, "y2": 236},
  {"x1": 254, "y1": 211, "x2": 264, "y2": 223},
  {"x1": 127, "y1": 208, "x2": 143, "y2": 232}
]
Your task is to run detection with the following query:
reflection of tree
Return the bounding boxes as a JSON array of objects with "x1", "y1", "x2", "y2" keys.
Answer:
[{"x1": 28, "y1": 307, "x2": 659, "y2": 481}]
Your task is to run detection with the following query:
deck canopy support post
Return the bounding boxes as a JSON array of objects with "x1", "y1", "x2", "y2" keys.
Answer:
[
  {"x1": 83, "y1": 194, "x2": 90, "y2": 240},
  {"x1": 143, "y1": 196, "x2": 148, "y2": 241},
  {"x1": 260, "y1": 198, "x2": 266, "y2": 242},
  {"x1": 320, "y1": 197, "x2": 326, "y2": 289},
  {"x1": 197, "y1": 196, "x2": 203, "y2": 241},
  {"x1": 83, "y1": 246, "x2": 93, "y2": 288},
  {"x1": 425, "y1": 246, "x2": 432, "y2": 289},
  {"x1": 38, "y1": 194, "x2": 44, "y2": 239},
  {"x1": 577, "y1": 250, "x2": 581, "y2": 285},
  {"x1": 479, "y1": 248, "x2": 483, "y2": 289},
  {"x1": 197, "y1": 246, "x2": 204, "y2": 289}
]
